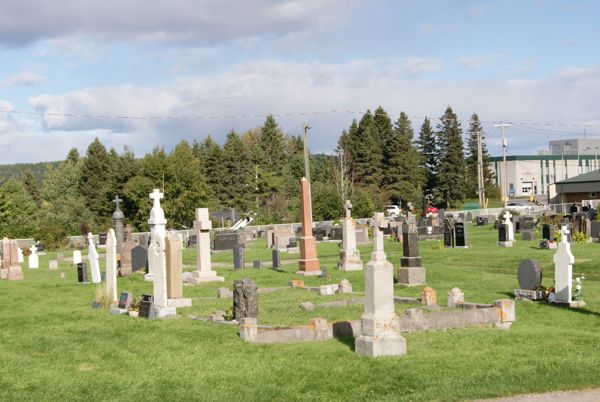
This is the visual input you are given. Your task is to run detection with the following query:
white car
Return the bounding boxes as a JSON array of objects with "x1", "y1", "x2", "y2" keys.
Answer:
[
  {"x1": 385, "y1": 205, "x2": 401, "y2": 217},
  {"x1": 506, "y1": 202, "x2": 532, "y2": 214}
]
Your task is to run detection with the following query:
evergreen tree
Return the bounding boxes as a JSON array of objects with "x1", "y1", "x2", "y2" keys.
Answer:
[
  {"x1": 373, "y1": 106, "x2": 392, "y2": 150},
  {"x1": 23, "y1": 169, "x2": 40, "y2": 207},
  {"x1": 0, "y1": 179, "x2": 38, "y2": 238},
  {"x1": 258, "y1": 115, "x2": 286, "y2": 172},
  {"x1": 436, "y1": 107, "x2": 467, "y2": 207},
  {"x1": 79, "y1": 138, "x2": 111, "y2": 224},
  {"x1": 383, "y1": 112, "x2": 423, "y2": 206},
  {"x1": 197, "y1": 136, "x2": 225, "y2": 206},
  {"x1": 348, "y1": 111, "x2": 383, "y2": 187},
  {"x1": 221, "y1": 130, "x2": 254, "y2": 212},
  {"x1": 416, "y1": 117, "x2": 438, "y2": 200},
  {"x1": 465, "y1": 113, "x2": 497, "y2": 199},
  {"x1": 66, "y1": 147, "x2": 80, "y2": 164}
]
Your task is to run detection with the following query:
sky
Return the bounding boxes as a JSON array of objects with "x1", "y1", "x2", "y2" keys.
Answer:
[{"x1": 1, "y1": 0, "x2": 600, "y2": 163}]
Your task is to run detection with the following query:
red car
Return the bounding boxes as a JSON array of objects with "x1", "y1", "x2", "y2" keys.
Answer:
[{"x1": 425, "y1": 205, "x2": 438, "y2": 215}]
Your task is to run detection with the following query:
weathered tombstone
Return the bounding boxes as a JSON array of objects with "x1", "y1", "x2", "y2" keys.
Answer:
[
  {"x1": 514, "y1": 259, "x2": 544, "y2": 300},
  {"x1": 420, "y1": 287, "x2": 437, "y2": 306},
  {"x1": 165, "y1": 234, "x2": 184, "y2": 300},
  {"x1": 87, "y1": 232, "x2": 101, "y2": 283},
  {"x1": 252, "y1": 260, "x2": 262, "y2": 269},
  {"x1": 553, "y1": 226, "x2": 575, "y2": 304},
  {"x1": 147, "y1": 189, "x2": 175, "y2": 318},
  {"x1": 28, "y1": 245, "x2": 39, "y2": 269},
  {"x1": 188, "y1": 208, "x2": 224, "y2": 284},
  {"x1": 397, "y1": 219, "x2": 425, "y2": 285},
  {"x1": 498, "y1": 223, "x2": 512, "y2": 247},
  {"x1": 476, "y1": 216, "x2": 487, "y2": 226},
  {"x1": 6, "y1": 240, "x2": 23, "y2": 280},
  {"x1": 139, "y1": 294, "x2": 153, "y2": 319},
  {"x1": 465, "y1": 212, "x2": 473, "y2": 223},
  {"x1": 443, "y1": 218, "x2": 455, "y2": 248},
  {"x1": 272, "y1": 249, "x2": 281, "y2": 271},
  {"x1": 213, "y1": 230, "x2": 243, "y2": 251},
  {"x1": 118, "y1": 292, "x2": 133, "y2": 309},
  {"x1": 447, "y1": 287, "x2": 464, "y2": 308},
  {"x1": 521, "y1": 230, "x2": 535, "y2": 241},
  {"x1": 105, "y1": 229, "x2": 118, "y2": 302},
  {"x1": 49, "y1": 260, "x2": 59, "y2": 270},
  {"x1": 98, "y1": 233, "x2": 108, "y2": 246},
  {"x1": 312, "y1": 227, "x2": 326, "y2": 241},
  {"x1": 355, "y1": 212, "x2": 406, "y2": 357},
  {"x1": 17, "y1": 247, "x2": 23, "y2": 264},
  {"x1": 454, "y1": 221, "x2": 468, "y2": 248},
  {"x1": 542, "y1": 224, "x2": 554, "y2": 241},
  {"x1": 119, "y1": 224, "x2": 136, "y2": 276},
  {"x1": 502, "y1": 211, "x2": 515, "y2": 241},
  {"x1": 233, "y1": 244, "x2": 245, "y2": 270},
  {"x1": 1, "y1": 238, "x2": 10, "y2": 277},
  {"x1": 77, "y1": 262, "x2": 89, "y2": 283},
  {"x1": 297, "y1": 177, "x2": 321, "y2": 276},
  {"x1": 330, "y1": 226, "x2": 343, "y2": 241},
  {"x1": 233, "y1": 278, "x2": 258, "y2": 320},
  {"x1": 112, "y1": 195, "x2": 125, "y2": 251},
  {"x1": 131, "y1": 245, "x2": 148, "y2": 272},
  {"x1": 338, "y1": 199, "x2": 363, "y2": 272},
  {"x1": 72, "y1": 250, "x2": 82, "y2": 265}
]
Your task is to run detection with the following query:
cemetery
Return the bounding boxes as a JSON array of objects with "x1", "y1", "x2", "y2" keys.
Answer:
[{"x1": 1, "y1": 182, "x2": 599, "y2": 401}]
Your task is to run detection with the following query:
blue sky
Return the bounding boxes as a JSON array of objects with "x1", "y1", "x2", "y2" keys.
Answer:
[{"x1": 1, "y1": 0, "x2": 599, "y2": 163}]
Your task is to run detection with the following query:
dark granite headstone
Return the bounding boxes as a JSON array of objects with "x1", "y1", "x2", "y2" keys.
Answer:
[
  {"x1": 287, "y1": 238, "x2": 297, "y2": 248},
  {"x1": 454, "y1": 222, "x2": 467, "y2": 247},
  {"x1": 517, "y1": 260, "x2": 542, "y2": 290},
  {"x1": 570, "y1": 204, "x2": 578, "y2": 214},
  {"x1": 131, "y1": 245, "x2": 148, "y2": 272},
  {"x1": 466, "y1": 212, "x2": 473, "y2": 223},
  {"x1": 98, "y1": 233, "x2": 108, "y2": 246},
  {"x1": 233, "y1": 244, "x2": 245, "y2": 270},
  {"x1": 77, "y1": 262, "x2": 88, "y2": 283},
  {"x1": 330, "y1": 226, "x2": 343, "y2": 241},
  {"x1": 272, "y1": 249, "x2": 281, "y2": 270},
  {"x1": 139, "y1": 294, "x2": 153, "y2": 319},
  {"x1": 542, "y1": 224, "x2": 554, "y2": 241},
  {"x1": 253, "y1": 260, "x2": 262, "y2": 269},
  {"x1": 118, "y1": 292, "x2": 132, "y2": 309},
  {"x1": 443, "y1": 219, "x2": 455, "y2": 248},
  {"x1": 213, "y1": 230, "x2": 242, "y2": 251},
  {"x1": 313, "y1": 227, "x2": 326, "y2": 241},
  {"x1": 476, "y1": 216, "x2": 488, "y2": 226},
  {"x1": 233, "y1": 279, "x2": 258, "y2": 320},
  {"x1": 498, "y1": 224, "x2": 508, "y2": 242},
  {"x1": 401, "y1": 220, "x2": 422, "y2": 267},
  {"x1": 187, "y1": 234, "x2": 197, "y2": 247}
]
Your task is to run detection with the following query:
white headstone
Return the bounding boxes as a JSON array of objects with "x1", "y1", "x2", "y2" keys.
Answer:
[
  {"x1": 28, "y1": 245, "x2": 39, "y2": 269},
  {"x1": 105, "y1": 229, "x2": 118, "y2": 303},
  {"x1": 88, "y1": 232, "x2": 101, "y2": 284},
  {"x1": 338, "y1": 200, "x2": 362, "y2": 271},
  {"x1": 145, "y1": 188, "x2": 167, "y2": 282},
  {"x1": 73, "y1": 250, "x2": 82, "y2": 265},
  {"x1": 553, "y1": 225, "x2": 575, "y2": 303},
  {"x1": 17, "y1": 247, "x2": 24, "y2": 263},
  {"x1": 355, "y1": 212, "x2": 406, "y2": 357},
  {"x1": 502, "y1": 211, "x2": 515, "y2": 241},
  {"x1": 188, "y1": 208, "x2": 224, "y2": 284}
]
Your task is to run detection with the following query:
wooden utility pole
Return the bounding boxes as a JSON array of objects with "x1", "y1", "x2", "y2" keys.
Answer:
[{"x1": 477, "y1": 131, "x2": 485, "y2": 207}]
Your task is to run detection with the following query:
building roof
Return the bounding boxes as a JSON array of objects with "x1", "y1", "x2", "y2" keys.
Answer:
[
  {"x1": 488, "y1": 154, "x2": 598, "y2": 162},
  {"x1": 555, "y1": 169, "x2": 600, "y2": 184}
]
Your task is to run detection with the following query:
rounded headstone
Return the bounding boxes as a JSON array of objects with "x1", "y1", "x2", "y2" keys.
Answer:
[{"x1": 517, "y1": 259, "x2": 542, "y2": 290}]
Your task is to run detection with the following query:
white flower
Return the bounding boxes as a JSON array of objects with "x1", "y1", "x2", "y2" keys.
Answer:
[
  {"x1": 575, "y1": 277, "x2": 581, "y2": 283},
  {"x1": 576, "y1": 284, "x2": 582, "y2": 291}
]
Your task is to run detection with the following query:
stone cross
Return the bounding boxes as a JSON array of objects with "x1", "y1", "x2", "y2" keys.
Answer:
[
  {"x1": 553, "y1": 225, "x2": 575, "y2": 303},
  {"x1": 345, "y1": 199, "x2": 353, "y2": 219},
  {"x1": 113, "y1": 195, "x2": 123, "y2": 211},
  {"x1": 188, "y1": 208, "x2": 223, "y2": 284},
  {"x1": 370, "y1": 212, "x2": 386, "y2": 262},
  {"x1": 28, "y1": 244, "x2": 39, "y2": 269},
  {"x1": 87, "y1": 232, "x2": 101, "y2": 284},
  {"x1": 150, "y1": 189, "x2": 163, "y2": 210}
]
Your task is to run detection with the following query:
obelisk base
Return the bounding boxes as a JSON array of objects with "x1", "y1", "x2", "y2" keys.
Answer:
[
  {"x1": 338, "y1": 250, "x2": 363, "y2": 271},
  {"x1": 188, "y1": 270, "x2": 225, "y2": 284},
  {"x1": 397, "y1": 267, "x2": 426, "y2": 285},
  {"x1": 296, "y1": 258, "x2": 321, "y2": 276}
]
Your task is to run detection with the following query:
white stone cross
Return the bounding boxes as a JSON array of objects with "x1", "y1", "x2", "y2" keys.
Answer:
[
  {"x1": 370, "y1": 212, "x2": 386, "y2": 261},
  {"x1": 560, "y1": 224, "x2": 570, "y2": 243},
  {"x1": 553, "y1": 225, "x2": 575, "y2": 303},
  {"x1": 345, "y1": 200, "x2": 353, "y2": 219},
  {"x1": 149, "y1": 189, "x2": 164, "y2": 209}
]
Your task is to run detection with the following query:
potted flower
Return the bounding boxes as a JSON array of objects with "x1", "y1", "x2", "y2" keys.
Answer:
[{"x1": 128, "y1": 298, "x2": 140, "y2": 317}]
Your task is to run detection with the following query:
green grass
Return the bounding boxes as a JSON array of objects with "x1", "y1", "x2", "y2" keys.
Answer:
[{"x1": 1, "y1": 227, "x2": 599, "y2": 401}]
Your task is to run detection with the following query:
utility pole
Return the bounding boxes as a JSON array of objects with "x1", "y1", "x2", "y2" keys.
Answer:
[
  {"x1": 476, "y1": 131, "x2": 485, "y2": 207},
  {"x1": 493, "y1": 122, "x2": 511, "y2": 207}
]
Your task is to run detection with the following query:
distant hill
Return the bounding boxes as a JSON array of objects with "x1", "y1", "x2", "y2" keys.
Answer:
[{"x1": 0, "y1": 161, "x2": 60, "y2": 186}]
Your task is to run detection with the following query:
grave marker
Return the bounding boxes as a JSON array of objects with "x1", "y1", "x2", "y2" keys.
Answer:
[
  {"x1": 105, "y1": 229, "x2": 118, "y2": 302},
  {"x1": 296, "y1": 177, "x2": 321, "y2": 276},
  {"x1": 87, "y1": 232, "x2": 101, "y2": 283},
  {"x1": 28, "y1": 245, "x2": 39, "y2": 269},
  {"x1": 188, "y1": 208, "x2": 224, "y2": 284},
  {"x1": 553, "y1": 226, "x2": 575, "y2": 304}
]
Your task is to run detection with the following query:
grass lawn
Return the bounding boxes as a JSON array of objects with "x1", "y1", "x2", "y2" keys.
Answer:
[{"x1": 1, "y1": 226, "x2": 599, "y2": 401}]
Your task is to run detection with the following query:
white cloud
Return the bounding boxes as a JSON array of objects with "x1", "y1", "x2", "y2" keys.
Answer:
[
  {"x1": 0, "y1": 71, "x2": 44, "y2": 87},
  {"x1": 0, "y1": 0, "x2": 354, "y2": 47},
  {"x1": 457, "y1": 54, "x2": 505, "y2": 71}
]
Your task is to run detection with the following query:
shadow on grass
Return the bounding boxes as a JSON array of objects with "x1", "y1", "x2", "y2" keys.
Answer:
[
  {"x1": 543, "y1": 302, "x2": 600, "y2": 318},
  {"x1": 332, "y1": 321, "x2": 356, "y2": 351},
  {"x1": 334, "y1": 334, "x2": 356, "y2": 352}
]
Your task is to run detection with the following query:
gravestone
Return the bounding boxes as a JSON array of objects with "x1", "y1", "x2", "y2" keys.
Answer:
[
  {"x1": 131, "y1": 245, "x2": 148, "y2": 272},
  {"x1": 542, "y1": 224, "x2": 554, "y2": 241},
  {"x1": 188, "y1": 208, "x2": 224, "y2": 284},
  {"x1": 591, "y1": 221, "x2": 600, "y2": 239},
  {"x1": 466, "y1": 212, "x2": 473, "y2": 223},
  {"x1": 272, "y1": 249, "x2": 281, "y2": 270},
  {"x1": 476, "y1": 216, "x2": 488, "y2": 226},
  {"x1": 355, "y1": 225, "x2": 370, "y2": 244},
  {"x1": 521, "y1": 230, "x2": 535, "y2": 241},
  {"x1": 118, "y1": 292, "x2": 133, "y2": 309},
  {"x1": 553, "y1": 226, "x2": 575, "y2": 304},
  {"x1": 252, "y1": 260, "x2": 262, "y2": 269},
  {"x1": 438, "y1": 209, "x2": 445, "y2": 221},
  {"x1": 77, "y1": 262, "x2": 89, "y2": 283},
  {"x1": 443, "y1": 219, "x2": 455, "y2": 248},
  {"x1": 165, "y1": 234, "x2": 183, "y2": 299},
  {"x1": 139, "y1": 294, "x2": 153, "y2": 319},
  {"x1": 17, "y1": 247, "x2": 23, "y2": 264},
  {"x1": 421, "y1": 287, "x2": 437, "y2": 306},
  {"x1": 502, "y1": 211, "x2": 515, "y2": 241},
  {"x1": 213, "y1": 230, "x2": 243, "y2": 251},
  {"x1": 517, "y1": 259, "x2": 542, "y2": 289},
  {"x1": 87, "y1": 232, "x2": 101, "y2": 283},
  {"x1": 233, "y1": 245, "x2": 245, "y2": 270},
  {"x1": 498, "y1": 224, "x2": 512, "y2": 247},
  {"x1": 454, "y1": 222, "x2": 468, "y2": 248},
  {"x1": 233, "y1": 278, "x2": 258, "y2": 320},
  {"x1": 112, "y1": 195, "x2": 125, "y2": 251},
  {"x1": 49, "y1": 260, "x2": 58, "y2": 270},
  {"x1": 28, "y1": 245, "x2": 39, "y2": 269},
  {"x1": 105, "y1": 229, "x2": 118, "y2": 302},
  {"x1": 120, "y1": 224, "x2": 136, "y2": 276},
  {"x1": 98, "y1": 233, "x2": 107, "y2": 246},
  {"x1": 447, "y1": 287, "x2": 464, "y2": 308},
  {"x1": 72, "y1": 250, "x2": 82, "y2": 265},
  {"x1": 338, "y1": 200, "x2": 363, "y2": 272},
  {"x1": 330, "y1": 226, "x2": 343, "y2": 241},
  {"x1": 297, "y1": 177, "x2": 321, "y2": 276},
  {"x1": 312, "y1": 227, "x2": 326, "y2": 241},
  {"x1": 355, "y1": 212, "x2": 406, "y2": 357},
  {"x1": 398, "y1": 219, "x2": 425, "y2": 285}
]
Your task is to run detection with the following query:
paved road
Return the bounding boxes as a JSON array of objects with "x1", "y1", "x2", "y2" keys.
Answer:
[{"x1": 478, "y1": 388, "x2": 600, "y2": 401}]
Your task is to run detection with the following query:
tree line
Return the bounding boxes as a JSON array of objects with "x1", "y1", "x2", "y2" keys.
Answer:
[{"x1": 0, "y1": 106, "x2": 497, "y2": 248}]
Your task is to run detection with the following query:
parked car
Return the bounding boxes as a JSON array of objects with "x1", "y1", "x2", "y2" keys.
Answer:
[
  {"x1": 506, "y1": 202, "x2": 532, "y2": 214},
  {"x1": 385, "y1": 205, "x2": 401, "y2": 217}
]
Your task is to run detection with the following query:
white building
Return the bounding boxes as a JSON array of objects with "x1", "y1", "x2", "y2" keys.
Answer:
[{"x1": 489, "y1": 139, "x2": 600, "y2": 198}]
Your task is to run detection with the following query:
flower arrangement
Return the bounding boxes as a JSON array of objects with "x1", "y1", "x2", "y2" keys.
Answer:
[{"x1": 573, "y1": 274, "x2": 585, "y2": 301}]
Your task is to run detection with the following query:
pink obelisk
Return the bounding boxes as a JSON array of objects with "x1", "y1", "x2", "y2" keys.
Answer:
[{"x1": 297, "y1": 177, "x2": 321, "y2": 276}]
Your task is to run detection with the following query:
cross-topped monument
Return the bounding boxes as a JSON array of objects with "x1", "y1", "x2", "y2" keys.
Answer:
[
  {"x1": 553, "y1": 225, "x2": 575, "y2": 304},
  {"x1": 148, "y1": 189, "x2": 166, "y2": 226},
  {"x1": 113, "y1": 195, "x2": 123, "y2": 211},
  {"x1": 146, "y1": 188, "x2": 167, "y2": 282},
  {"x1": 112, "y1": 195, "x2": 125, "y2": 250},
  {"x1": 345, "y1": 199, "x2": 353, "y2": 219}
]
